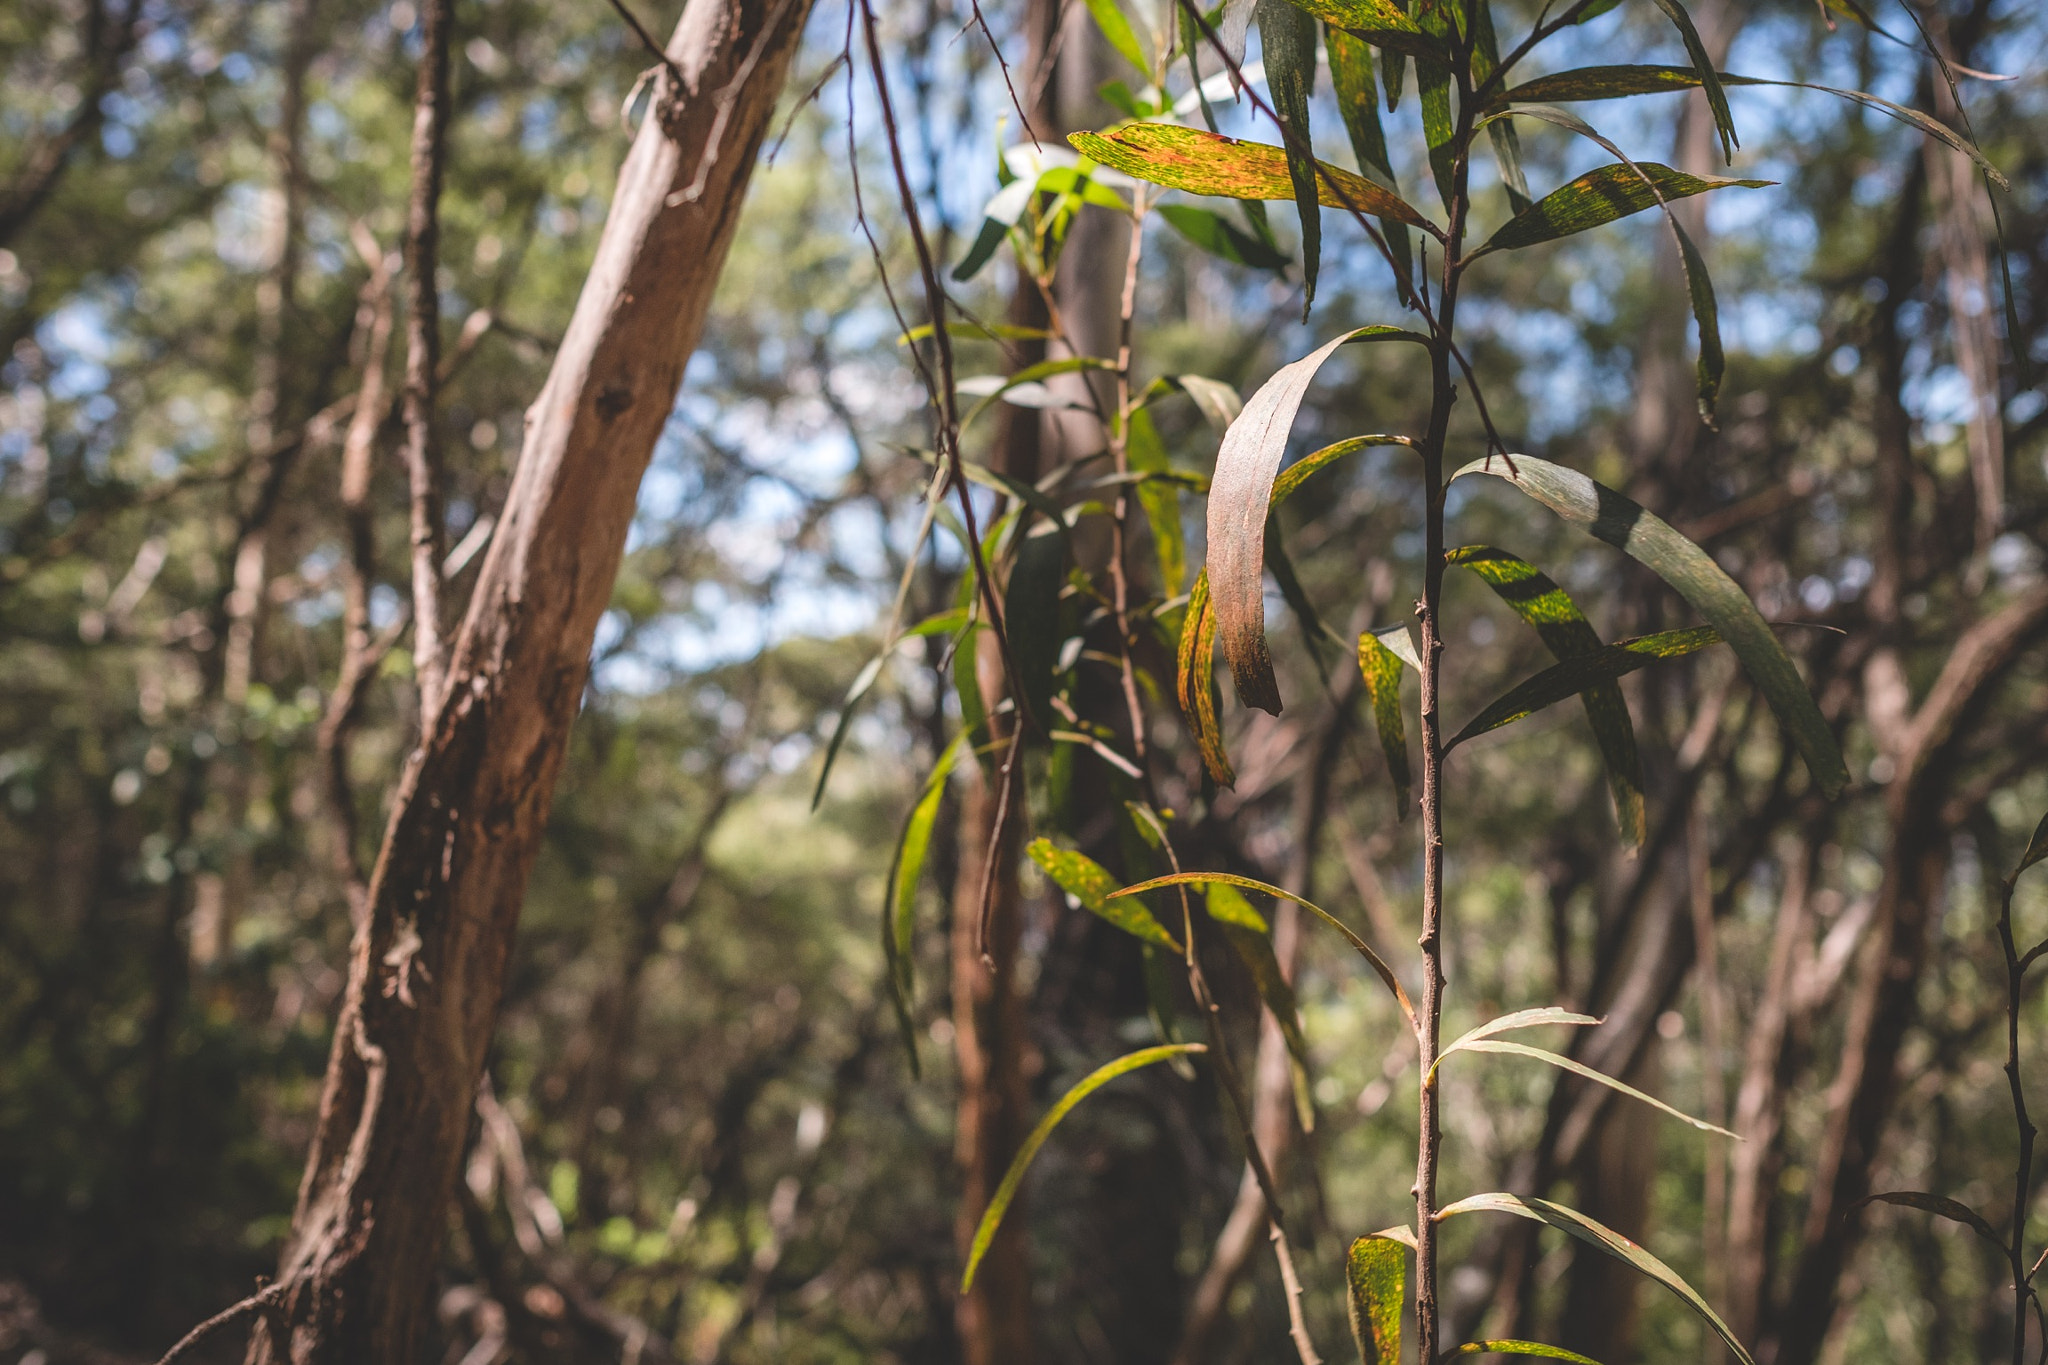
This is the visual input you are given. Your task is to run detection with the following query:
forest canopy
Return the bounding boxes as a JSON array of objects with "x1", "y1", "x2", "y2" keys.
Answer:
[{"x1": 1, "y1": 0, "x2": 2046, "y2": 1360}]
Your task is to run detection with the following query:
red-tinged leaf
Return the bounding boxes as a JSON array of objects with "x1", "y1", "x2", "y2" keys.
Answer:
[
  {"x1": 1177, "y1": 569, "x2": 1235, "y2": 785},
  {"x1": 1209, "y1": 327, "x2": 1429, "y2": 713},
  {"x1": 1068, "y1": 125, "x2": 1439, "y2": 231}
]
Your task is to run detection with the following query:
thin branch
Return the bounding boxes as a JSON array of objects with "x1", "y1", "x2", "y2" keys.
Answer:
[
  {"x1": 403, "y1": 0, "x2": 454, "y2": 728},
  {"x1": 152, "y1": 1277, "x2": 296, "y2": 1365}
]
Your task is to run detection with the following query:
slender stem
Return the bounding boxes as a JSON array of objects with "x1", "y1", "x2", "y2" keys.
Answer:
[
  {"x1": 1414, "y1": 62, "x2": 1477, "y2": 1365},
  {"x1": 403, "y1": 0, "x2": 452, "y2": 729},
  {"x1": 2000, "y1": 872, "x2": 2037, "y2": 1365},
  {"x1": 1107, "y1": 184, "x2": 1150, "y2": 765}
]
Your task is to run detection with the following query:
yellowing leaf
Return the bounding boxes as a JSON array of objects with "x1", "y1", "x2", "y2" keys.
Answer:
[{"x1": 1028, "y1": 838, "x2": 1180, "y2": 949}]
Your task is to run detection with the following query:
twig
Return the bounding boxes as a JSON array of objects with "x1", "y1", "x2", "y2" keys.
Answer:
[
  {"x1": 1998, "y1": 860, "x2": 2039, "y2": 1365},
  {"x1": 403, "y1": 0, "x2": 453, "y2": 729},
  {"x1": 602, "y1": 0, "x2": 685, "y2": 85},
  {"x1": 152, "y1": 1277, "x2": 295, "y2": 1365}
]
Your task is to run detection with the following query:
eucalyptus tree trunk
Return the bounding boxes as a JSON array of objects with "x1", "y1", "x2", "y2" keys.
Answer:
[{"x1": 246, "y1": 0, "x2": 811, "y2": 1356}]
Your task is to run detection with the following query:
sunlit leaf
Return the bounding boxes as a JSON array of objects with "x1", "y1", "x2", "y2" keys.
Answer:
[
  {"x1": 1854, "y1": 1191, "x2": 2004, "y2": 1253},
  {"x1": 1442, "y1": 1006, "x2": 1600, "y2": 1054},
  {"x1": 1175, "y1": 374, "x2": 1244, "y2": 432},
  {"x1": 962, "y1": 1043, "x2": 1206, "y2": 1290},
  {"x1": 1444, "y1": 1341, "x2": 1604, "y2": 1362},
  {"x1": 1326, "y1": 27, "x2": 1413, "y2": 296},
  {"x1": 1159, "y1": 204, "x2": 1291, "y2": 273},
  {"x1": 1210, "y1": 327, "x2": 1430, "y2": 713},
  {"x1": 1204, "y1": 880, "x2": 1269, "y2": 931},
  {"x1": 1435, "y1": 1193, "x2": 1756, "y2": 1365},
  {"x1": 1472, "y1": 162, "x2": 1768, "y2": 256},
  {"x1": 961, "y1": 356, "x2": 1116, "y2": 430},
  {"x1": 1112, "y1": 871, "x2": 1415, "y2": 1027},
  {"x1": 1259, "y1": 0, "x2": 1321, "y2": 305},
  {"x1": 1357, "y1": 628, "x2": 1412, "y2": 812},
  {"x1": 1449, "y1": 1039, "x2": 1737, "y2": 1135},
  {"x1": 1177, "y1": 570, "x2": 1235, "y2": 785},
  {"x1": 1029, "y1": 838, "x2": 1180, "y2": 948},
  {"x1": 1446, "y1": 545, "x2": 1643, "y2": 842},
  {"x1": 897, "y1": 319, "x2": 1055, "y2": 346},
  {"x1": 1452, "y1": 454, "x2": 1847, "y2": 795},
  {"x1": 1069, "y1": 124, "x2": 1439, "y2": 230},
  {"x1": 1272, "y1": 434, "x2": 1413, "y2": 505},
  {"x1": 1447, "y1": 626, "x2": 1721, "y2": 749},
  {"x1": 1347, "y1": 1234, "x2": 1405, "y2": 1365},
  {"x1": 1087, "y1": 0, "x2": 1150, "y2": 72}
]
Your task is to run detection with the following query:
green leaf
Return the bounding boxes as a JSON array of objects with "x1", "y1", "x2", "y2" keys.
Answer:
[
  {"x1": 1449, "y1": 1038, "x2": 1737, "y2": 1135},
  {"x1": 1210, "y1": 328, "x2": 1430, "y2": 713},
  {"x1": 1357, "y1": 628, "x2": 1412, "y2": 812},
  {"x1": 1448, "y1": 626, "x2": 1721, "y2": 749},
  {"x1": 1158, "y1": 203, "x2": 1291, "y2": 273},
  {"x1": 1472, "y1": 162, "x2": 1769, "y2": 257},
  {"x1": 1407, "y1": 0, "x2": 1459, "y2": 210},
  {"x1": 1497, "y1": 65, "x2": 2009, "y2": 191},
  {"x1": 953, "y1": 215, "x2": 1012, "y2": 283},
  {"x1": 2016, "y1": 811, "x2": 2048, "y2": 879},
  {"x1": 1648, "y1": 0, "x2": 1735, "y2": 162},
  {"x1": 1112, "y1": 871, "x2": 1415, "y2": 1028},
  {"x1": 1854, "y1": 1191, "x2": 2004, "y2": 1253},
  {"x1": 1127, "y1": 410, "x2": 1188, "y2": 596},
  {"x1": 1177, "y1": 570, "x2": 1235, "y2": 785},
  {"x1": 1326, "y1": 26, "x2": 1413, "y2": 298},
  {"x1": 1028, "y1": 838, "x2": 1181, "y2": 948},
  {"x1": 1273, "y1": 434, "x2": 1413, "y2": 506},
  {"x1": 898, "y1": 319, "x2": 1055, "y2": 346},
  {"x1": 961, "y1": 356, "x2": 1116, "y2": 431},
  {"x1": 881, "y1": 736, "x2": 967, "y2": 1075},
  {"x1": 962, "y1": 1043, "x2": 1206, "y2": 1290},
  {"x1": 812, "y1": 651, "x2": 887, "y2": 810},
  {"x1": 1211, "y1": 885, "x2": 1316, "y2": 1130},
  {"x1": 1068, "y1": 125, "x2": 1438, "y2": 230},
  {"x1": 1470, "y1": 0, "x2": 1531, "y2": 214},
  {"x1": 1454, "y1": 455, "x2": 1845, "y2": 795},
  {"x1": 1482, "y1": 104, "x2": 1732, "y2": 416},
  {"x1": 1005, "y1": 527, "x2": 1067, "y2": 731},
  {"x1": 1446, "y1": 545, "x2": 1644, "y2": 843},
  {"x1": 1258, "y1": 0, "x2": 1321, "y2": 306},
  {"x1": 1435, "y1": 1193, "x2": 1756, "y2": 1365},
  {"x1": 1347, "y1": 1234, "x2": 1405, "y2": 1365},
  {"x1": 1087, "y1": 0, "x2": 1151, "y2": 72},
  {"x1": 1443, "y1": 1341, "x2": 1604, "y2": 1363}
]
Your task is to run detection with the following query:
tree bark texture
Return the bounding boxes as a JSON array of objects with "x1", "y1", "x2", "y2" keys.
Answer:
[{"x1": 248, "y1": 0, "x2": 812, "y2": 1356}]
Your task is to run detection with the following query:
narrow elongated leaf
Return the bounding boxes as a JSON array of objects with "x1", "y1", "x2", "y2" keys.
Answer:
[
  {"x1": 898, "y1": 319, "x2": 1055, "y2": 346},
  {"x1": 1470, "y1": 0, "x2": 1532, "y2": 214},
  {"x1": 1265, "y1": 517, "x2": 1340, "y2": 669},
  {"x1": 1473, "y1": 162, "x2": 1768, "y2": 256},
  {"x1": 1357, "y1": 628, "x2": 1412, "y2": 812},
  {"x1": 962, "y1": 356, "x2": 1116, "y2": 430},
  {"x1": 1442, "y1": 1006, "x2": 1600, "y2": 1055},
  {"x1": 1448, "y1": 626, "x2": 1721, "y2": 749},
  {"x1": 1177, "y1": 569, "x2": 1235, "y2": 785},
  {"x1": 1453, "y1": 454, "x2": 1846, "y2": 795},
  {"x1": 962, "y1": 1043, "x2": 1206, "y2": 1291},
  {"x1": 1175, "y1": 374, "x2": 1243, "y2": 431},
  {"x1": 1648, "y1": 0, "x2": 1735, "y2": 162},
  {"x1": 1347, "y1": 1235, "x2": 1405, "y2": 1365},
  {"x1": 1451, "y1": 1039, "x2": 1737, "y2": 1136},
  {"x1": 1273, "y1": 434, "x2": 1413, "y2": 505},
  {"x1": 813, "y1": 652, "x2": 887, "y2": 809},
  {"x1": 1211, "y1": 327, "x2": 1430, "y2": 713},
  {"x1": 1435, "y1": 1193, "x2": 1756, "y2": 1365},
  {"x1": 2016, "y1": 810, "x2": 2048, "y2": 879},
  {"x1": 1482, "y1": 104, "x2": 1731, "y2": 415},
  {"x1": 1258, "y1": 0, "x2": 1321, "y2": 305},
  {"x1": 1498, "y1": 65, "x2": 2009, "y2": 191},
  {"x1": 1029, "y1": 838, "x2": 1181, "y2": 948},
  {"x1": 1112, "y1": 871, "x2": 1415, "y2": 1027},
  {"x1": 1068, "y1": 125, "x2": 1439, "y2": 230},
  {"x1": 1446, "y1": 545, "x2": 1643, "y2": 842},
  {"x1": 1411, "y1": 0, "x2": 1457, "y2": 209},
  {"x1": 881, "y1": 736, "x2": 967, "y2": 1073},
  {"x1": 1326, "y1": 26, "x2": 1413, "y2": 298},
  {"x1": 1086, "y1": 0, "x2": 1150, "y2": 71},
  {"x1": 1159, "y1": 204, "x2": 1291, "y2": 273},
  {"x1": 1275, "y1": 0, "x2": 1443, "y2": 61},
  {"x1": 1005, "y1": 527, "x2": 1066, "y2": 731},
  {"x1": 1211, "y1": 884, "x2": 1315, "y2": 1130},
  {"x1": 1444, "y1": 1341, "x2": 1604, "y2": 1362},
  {"x1": 1128, "y1": 410, "x2": 1188, "y2": 596},
  {"x1": 1854, "y1": 1191, "x2": 2004, "y2": 1252}
]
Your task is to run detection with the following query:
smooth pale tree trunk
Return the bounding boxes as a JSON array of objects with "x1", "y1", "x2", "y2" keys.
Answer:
[{"x1": 249, "y1": 0, "x2": 811, "y2": 1357}]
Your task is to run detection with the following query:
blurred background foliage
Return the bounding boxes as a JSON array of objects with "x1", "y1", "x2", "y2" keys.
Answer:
[{"x1": 0, "y1": 0, "x2": 2046, "y2": 1359}]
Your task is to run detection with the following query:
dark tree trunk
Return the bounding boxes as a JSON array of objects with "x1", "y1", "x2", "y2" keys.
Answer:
[{"x1": 246, "y1": 0, "x2": 813, "y2": 1356}]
